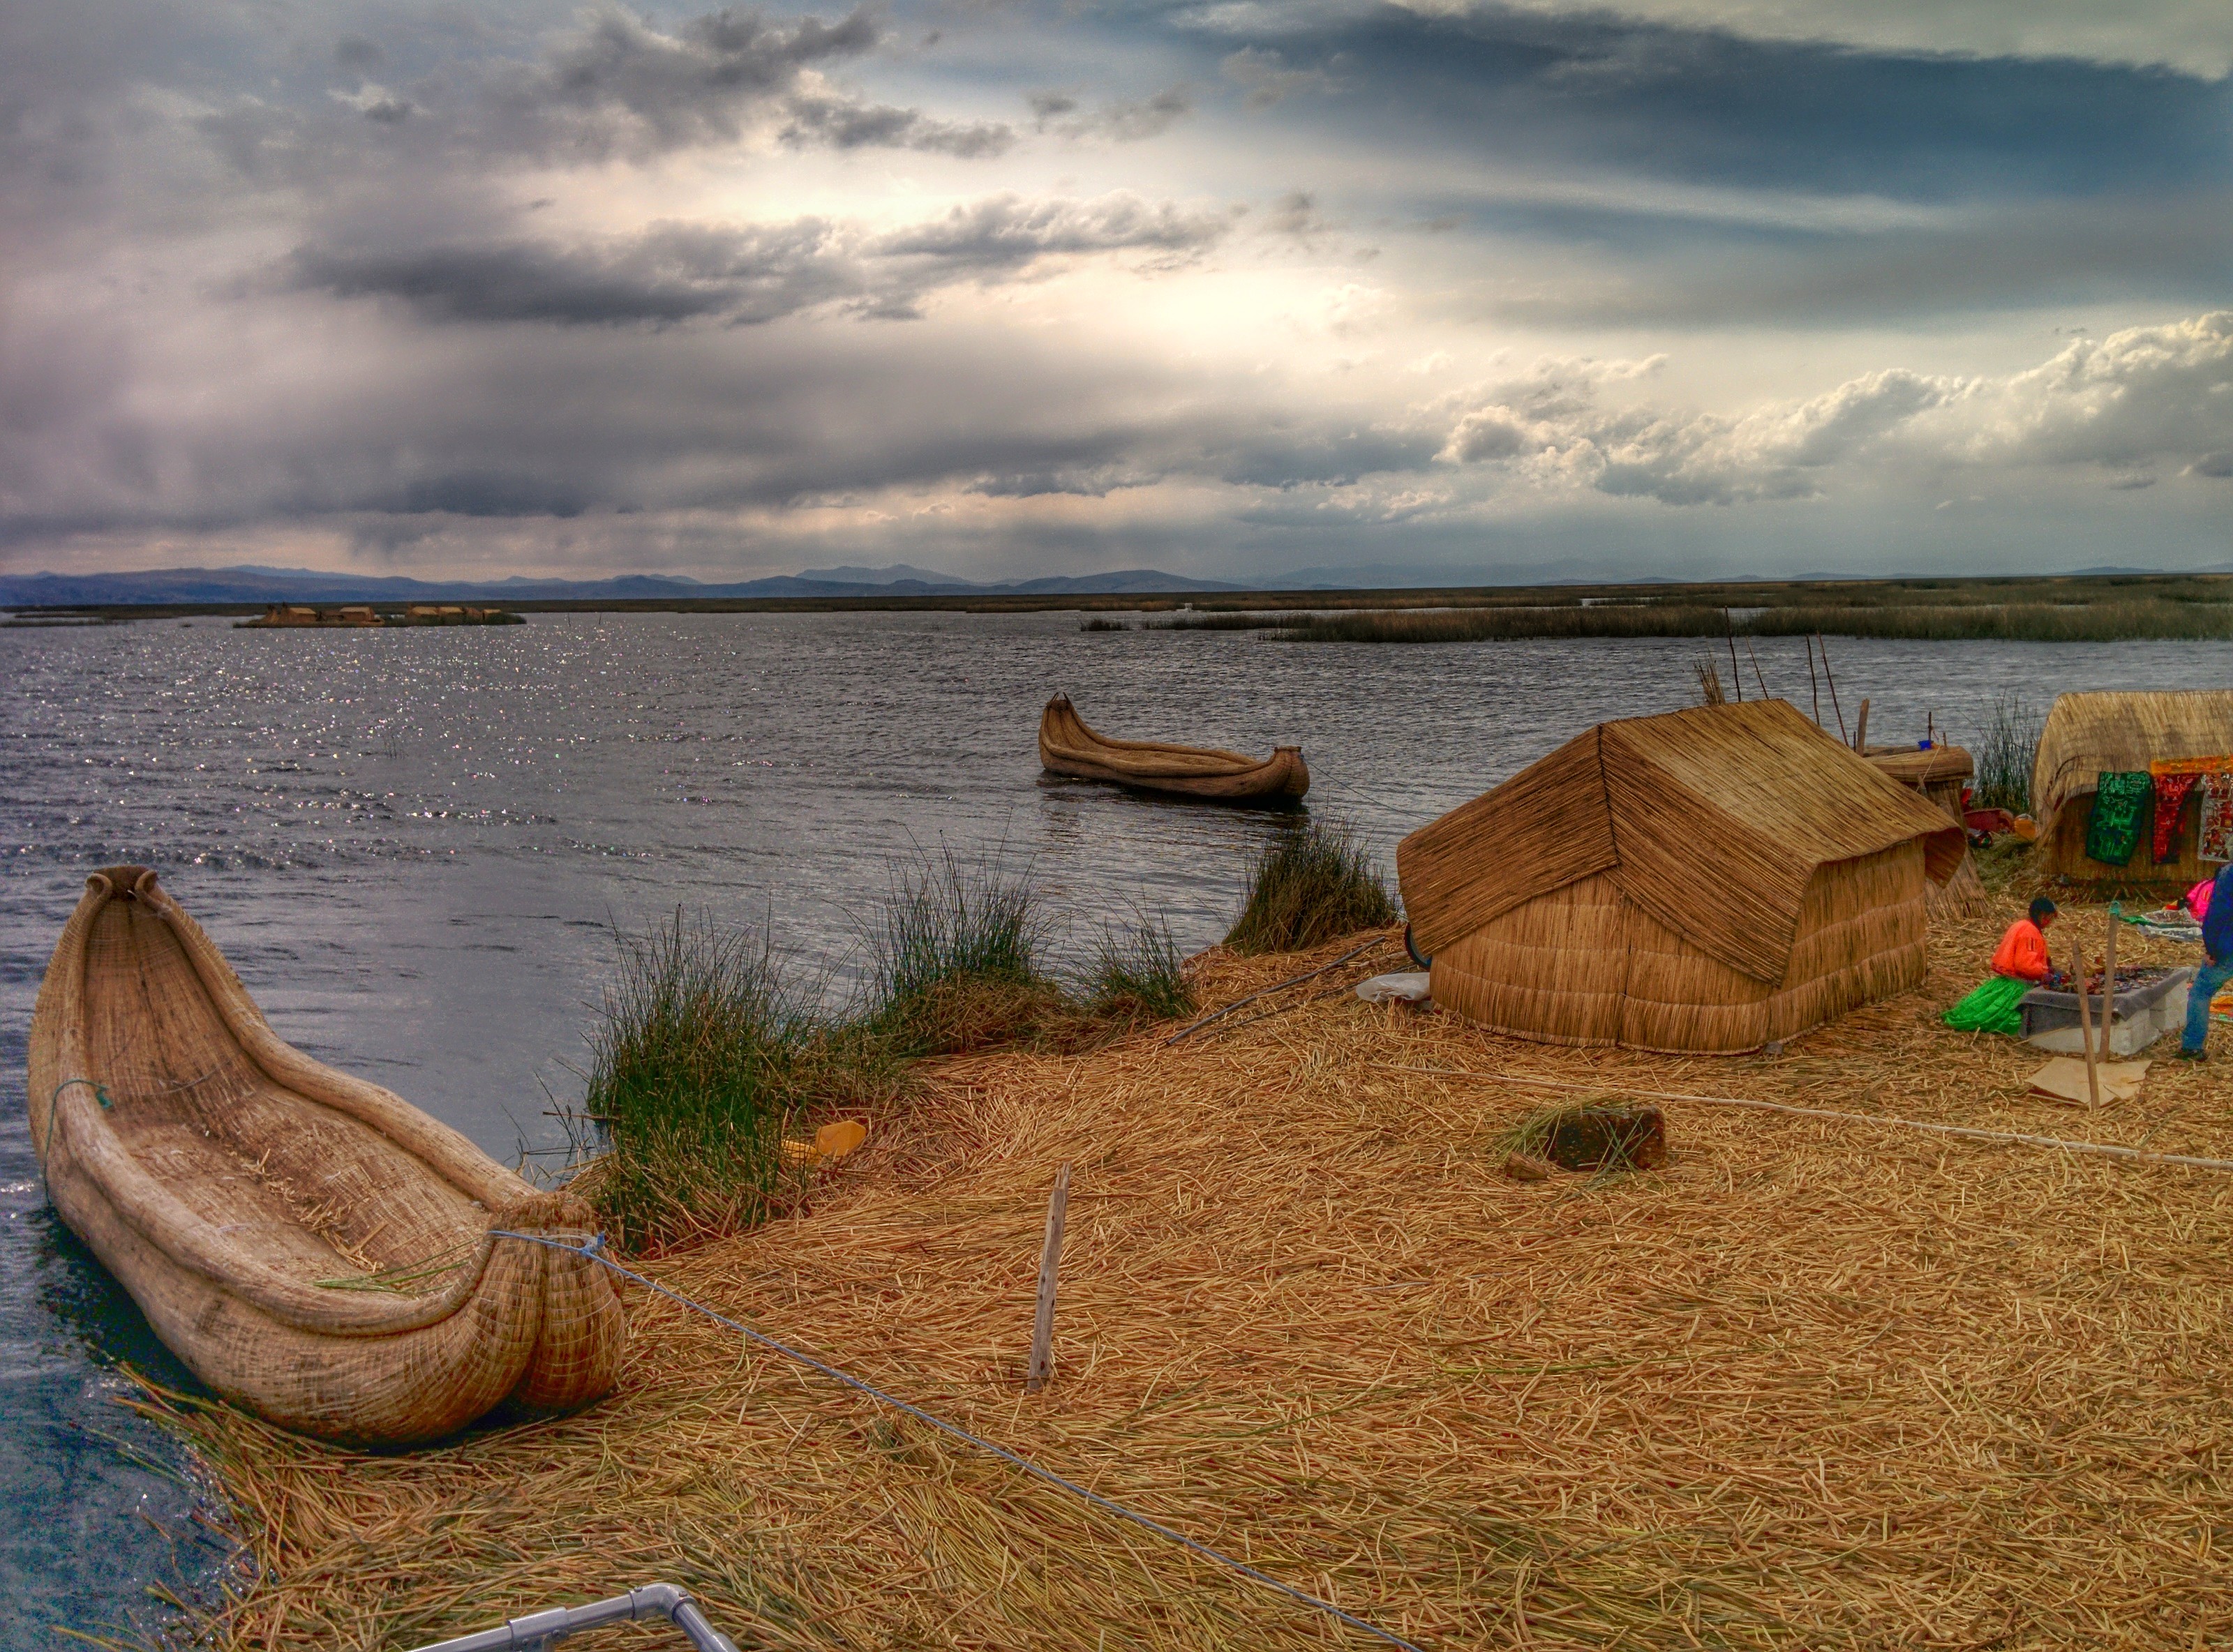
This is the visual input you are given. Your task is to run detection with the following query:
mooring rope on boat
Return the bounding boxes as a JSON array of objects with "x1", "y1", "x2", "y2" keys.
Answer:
[
  {"x1": 1384, "y1": 1065, "x2": 2233, "y2": 1173},
  {"x1": 488, "y1": 1230, "x2": 1428, "y2": 1652}
]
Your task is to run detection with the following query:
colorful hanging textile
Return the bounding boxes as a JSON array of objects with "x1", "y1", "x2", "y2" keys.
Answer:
[
  {"x1": 2084, "y1": 771, "x2": 2150, "y2": 866},
  {"x1": 2153, "y1": 771, "x2": 2201, "y2": 863},
  {"x1": 2200, "y1": 772, "x2": 2233, "y2": 863},
  {"x1": 1943, "y1": 975, "x2": 2031, "y2": 1036},
  {"x1": 2148, "y1": 755, "x2": 2233, "y2": 779}
]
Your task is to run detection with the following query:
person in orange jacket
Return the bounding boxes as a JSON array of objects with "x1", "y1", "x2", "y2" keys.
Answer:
[{"x1": 1990, "y1": 897, "x2": 2057, "y2": 983}]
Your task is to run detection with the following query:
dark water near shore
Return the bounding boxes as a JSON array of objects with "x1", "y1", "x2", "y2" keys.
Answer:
[{"x1": 3, "y1": 610, "x2": 2227, "y2": 1640}]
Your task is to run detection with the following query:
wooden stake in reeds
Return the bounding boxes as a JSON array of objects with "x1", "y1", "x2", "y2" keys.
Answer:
[
  {"x1": 2102, "y1": 907, "x2": 2119, "y2": 1067},
  {"x1": 1805, "y1": 636, "x2": 1822, "y2": 727},
  {"x1": 1724, "y1": 612, "x2": 1743, "y2": 702},
  {"x1": 2073, "y1": 929, "x2": 2100, "y2": 1109},
  {"x1": 1026, "y1": 1164, "x2": 1071, "y2": 1393},
  {"x1": 1818, "y1": 632, "x2": 1849, "y2": 743},
  {"x1": 1853, "y1": 697, "x2": 1872, "y2": 754},
  {"x1": 1744, "y1": 636, "x2": 1769, "y2": 700}
]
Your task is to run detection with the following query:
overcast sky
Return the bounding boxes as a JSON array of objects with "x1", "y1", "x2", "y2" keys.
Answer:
[{"x1": 3, "y1": 0, "x2": 2228, "y2": 584}]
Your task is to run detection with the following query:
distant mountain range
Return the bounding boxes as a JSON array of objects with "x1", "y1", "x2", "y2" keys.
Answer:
[
  {"x1": 0, "y1": 563, "x2": 1247, "y2": 608},
  {"x1": 2, "y1": 559, "x2": 2215, "y2": 610}
]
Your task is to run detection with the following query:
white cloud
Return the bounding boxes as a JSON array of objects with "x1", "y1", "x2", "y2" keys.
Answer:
[{"x1": 1438, "y1": 314, "x2": 2233, "y2": 506}]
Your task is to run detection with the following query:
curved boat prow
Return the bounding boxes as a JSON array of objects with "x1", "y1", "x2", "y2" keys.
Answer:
[{"x1": 28, "y1": 867, "x2": 624, "y2": 1444}]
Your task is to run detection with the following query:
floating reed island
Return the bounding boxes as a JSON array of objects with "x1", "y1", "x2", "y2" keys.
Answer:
[
  {"x1": 149, "y1": 869, "x2": 2233, "y2": 1650},
  {"x1": 238, "y1": 603, "x2": 523, "y2": 628}
]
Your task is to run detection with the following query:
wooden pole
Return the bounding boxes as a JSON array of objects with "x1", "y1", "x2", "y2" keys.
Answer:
[
  {"x1": 1725, "y1": 613, "x2": 1742, "y2": 703},
  {"x1": 1743, "y1": 636, "x2": 1769, "y2": 700},
  {"x1": 1805, "y1": 636, "x2": 1821, "y2": 727},
  {"x1": 1853, "y1": 697, "x2": 1872, "y2": 754},
  {"x1": 2102, "y1": 906, "x2": 2119, "y2": 1064},
  {"x1": 1026, "y1": 1164, "x2": 1071, "y2": 1393},
  {"x1": 2073, "y1": 930, "x2": 2100, "y2": 1110},
  {"x1": 1818, "y1": 633, "x2": 1848, "y2": 744}
]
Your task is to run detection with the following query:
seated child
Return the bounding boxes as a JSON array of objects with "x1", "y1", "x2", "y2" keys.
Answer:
[
  {"x1": 1989, "y1": 896, "x2": 2058, "y2": 983},
  {"x1": 1946, "y1": 897, "x2": 2058, "y2": 1034}
]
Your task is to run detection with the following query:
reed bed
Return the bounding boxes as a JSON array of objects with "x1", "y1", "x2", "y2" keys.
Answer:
[
  {"x1": 153, "y1": 893, "x2": 2233, "y2": 1651},
  {"x1": 1969, "y1": 692, "x2": 2044, "y2": 816},
  {"x1": 1271, "y1": 596, "x2": 2233, "y2": 645}
]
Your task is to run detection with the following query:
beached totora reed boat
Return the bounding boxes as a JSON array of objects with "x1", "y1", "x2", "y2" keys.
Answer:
[
  {"x1": 1038, "y1": 694, "x2": 1308, "y2": 804},
  {"x1": 28, "y1": 867, "x2": 624, "y2": 1445}
]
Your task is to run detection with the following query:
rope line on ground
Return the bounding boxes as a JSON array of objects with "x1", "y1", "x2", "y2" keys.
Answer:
[
  {"x1": 1385, "y1": 1065, "x2": 2233, "y2": 1173},
  {"x1": 1163, "y1": 937, "x2": 1391, "y2": 1046},
  {"x1": 488, "y1": 1230, "x2": 1426, "y2": 1652}
]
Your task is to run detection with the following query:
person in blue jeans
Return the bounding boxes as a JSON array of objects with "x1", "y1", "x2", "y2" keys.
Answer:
[{"x1": 2180, "y1": 859, "x2": 2233, "y2": 1059}]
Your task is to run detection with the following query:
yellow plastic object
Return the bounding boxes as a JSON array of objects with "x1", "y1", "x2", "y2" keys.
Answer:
[
  {"x1": 2012, "y1": 815, "x2": 2039, "y2": 842},
  {"x1": 782, "y1": 1119, "x2": 869, "y2": 1166}
]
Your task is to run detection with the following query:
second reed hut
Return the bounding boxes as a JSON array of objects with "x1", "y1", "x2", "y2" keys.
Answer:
[
  {"x1": 1397, "y1": 700, "x2": 1964, "y2": 1054},
  {"x1": 2031, "y1": 691, "x2": 2233, "y2": 883}
]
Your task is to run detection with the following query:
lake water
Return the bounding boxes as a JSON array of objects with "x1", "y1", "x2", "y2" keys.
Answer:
[{"x1": 3, "y1": 610, "x2": 2227, "y2": 1642}]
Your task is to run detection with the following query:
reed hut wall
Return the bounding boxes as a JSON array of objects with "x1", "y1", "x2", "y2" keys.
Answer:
[
  {"x1": 1399, "y1": 700, "x2": 1960, "y2": 1055},
  {"x1": 2031, "y1": 691, "x2": 2233, "y2": 882},
  {"x1": 1431, "y1": 843, "x2": 1929, "y2": 1054},
  {"x1": 2041, "y1": 789, "x2": 2213, "y2": 884}
]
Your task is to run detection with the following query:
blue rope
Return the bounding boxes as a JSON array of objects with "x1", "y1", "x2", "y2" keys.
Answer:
[
  {"x1": 490, "y1": 1229, "x2": 1428, "y2": 1652},
  {"x1": 45, "y1": 1079, "x2": 111, "y2": 1159}
]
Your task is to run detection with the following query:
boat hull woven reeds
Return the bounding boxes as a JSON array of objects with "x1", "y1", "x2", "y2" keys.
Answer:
[
  {"x1": 27, "y1": 868, "x2": 623, "y2": 1445},
  {"x1": 1867, "y1": 746, "x2": 1988, "y2": 918},
  {"x1": 1400, "y1": 702, "x2": 1960, "y2": 1053},
  {"x1": 1038, "y1": 695, "x2": 1308, "y2": 803},
  {"x1": 2031, "y1": 691, "x2": 2233, "y2": 880}
]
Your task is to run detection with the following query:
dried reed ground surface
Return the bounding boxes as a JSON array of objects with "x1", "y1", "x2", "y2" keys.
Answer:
[{"x1": 160, "y1": 902, "x2": 2232, "y2": 1651}]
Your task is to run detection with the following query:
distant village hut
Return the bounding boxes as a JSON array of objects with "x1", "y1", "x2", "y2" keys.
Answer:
[
  {"x1": 2031, "y1": 691, "x2": 2233, "y2": 883},
  {"x1": 1396, "y1": 700, "x2": 1964, "y2": 1055},
  {"x1": 1866, "y1": 745, "x2": 1989, "y2": 917}
]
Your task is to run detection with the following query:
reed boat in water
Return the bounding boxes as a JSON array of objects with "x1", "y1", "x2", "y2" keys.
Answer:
[
  {"x1": 27, "y1": 867, "x2": 623, "y2": 1445},
  {"x1": 1038, "y1": 694, "x2": 1309, "y2": 804}
]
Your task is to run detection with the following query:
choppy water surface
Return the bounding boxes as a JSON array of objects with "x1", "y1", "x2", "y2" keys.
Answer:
[{"x1": 3, "y1": 610, "x2": 2227, "y2": 1639}]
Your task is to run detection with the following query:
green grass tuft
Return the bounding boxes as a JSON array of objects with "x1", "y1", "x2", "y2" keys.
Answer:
[
  {"x1": 572, "y1": 910, "x2": 816, "y2": 1253},
  {"x1": 1225, "y1": 819, "x2": 1398, "y2": 954},
  {"x1": 865, "y1": 848, "x2": 1068, "y2": 1056},
  {"x1": 1084, "y1": 916, "x2": 1195, "y2": 1021},
  {"x1": 1969, "y1": 691, "x2": 2043, "y2": 816}
]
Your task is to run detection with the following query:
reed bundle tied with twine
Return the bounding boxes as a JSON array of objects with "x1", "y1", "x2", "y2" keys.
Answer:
[{"x1": 145, "y1": 906, "x2": 2232, "y2": 1651}]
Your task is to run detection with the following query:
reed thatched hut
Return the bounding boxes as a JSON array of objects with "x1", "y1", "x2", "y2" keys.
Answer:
[
  {"x1": 2031, "y1": 691, "x2": 2233, "y2": 882},
  {"x1": 1866, "y1": 745, "x2": 1989, "y2": 917},
  {"x1": 1396, "y1": 700, "x2": 1964, "y2": 1054}
]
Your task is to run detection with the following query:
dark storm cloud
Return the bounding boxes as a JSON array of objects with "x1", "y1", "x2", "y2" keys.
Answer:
[
  {"x1": 479, "y1": 5, "x2": 880, "y2": 160},
  {"x1": 1448, "y1": 190, "x2": 2233, "y2": 324},
  {"x1": 290, "y1": 193, "x2": 1239, "y2": 326},
  {"x1": 0, "y1": 312, "x2": 1443, "y2": 539},
  {"x1": 1179, "y1": 2, "x2": 2230, "y2": 202}
]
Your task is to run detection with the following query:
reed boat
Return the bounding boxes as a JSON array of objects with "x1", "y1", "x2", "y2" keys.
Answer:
[
  {"x1": 1038, "y1": 694, "x2": 1308, "y2": 804},
  {"x1": 27, "y1": 867, "x2": 624, "y2": 1446}
]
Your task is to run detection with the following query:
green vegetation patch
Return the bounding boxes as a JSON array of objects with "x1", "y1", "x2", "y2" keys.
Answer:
[{"x1": 1225, "y1": 818, "x2": 1399, "y2": 954}]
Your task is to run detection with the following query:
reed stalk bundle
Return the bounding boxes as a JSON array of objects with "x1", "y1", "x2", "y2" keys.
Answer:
[{"x1": 151, "y1": 908, "x2": 2232, "y2": 1651}]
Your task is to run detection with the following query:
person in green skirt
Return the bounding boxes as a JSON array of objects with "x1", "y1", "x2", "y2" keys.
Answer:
[{"x1": 1944, "y1": 896, "x2": 2058, "y2": 1035}]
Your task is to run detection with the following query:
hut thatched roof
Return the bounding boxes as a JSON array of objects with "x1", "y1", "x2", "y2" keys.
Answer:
[
  {"x1": 1398, "y1": 700, "x2": 1964, "y2": 984},
  {"x1": 2031, "y1": 691, "x2": 2233, "y2": 823}
]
